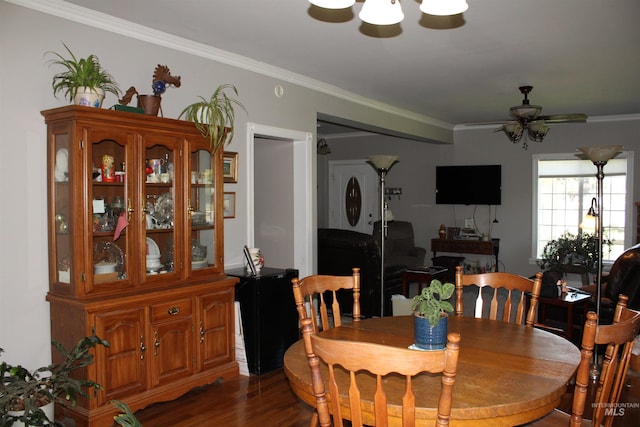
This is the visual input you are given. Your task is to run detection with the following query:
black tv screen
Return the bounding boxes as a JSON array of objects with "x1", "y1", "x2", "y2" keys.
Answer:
[{"x1": 435, "y1": 165, "x2": 501, "y2": 205}]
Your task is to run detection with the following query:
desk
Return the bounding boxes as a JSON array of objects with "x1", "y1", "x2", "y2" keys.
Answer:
[
  {"x1": 284, "y1": 316, "x2": 580, "y2": 426},
  {"x1": 431, "y1": 238, "x2": 500, "y2": 271}
]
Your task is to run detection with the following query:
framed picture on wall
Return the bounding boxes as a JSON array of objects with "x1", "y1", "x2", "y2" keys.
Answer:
[
  {"x1": 223, "y1": 151, "x2": 238, "y2": 183},
  {"x1": 223, "y1": 192, "x2": 236, "y2": 218}
]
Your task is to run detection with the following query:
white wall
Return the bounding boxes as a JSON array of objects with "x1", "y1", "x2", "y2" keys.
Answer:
[
  {"x1": 0, "y1": 1, "x2": 450, "y2": 368},
  {"x1": 254, "y1": 137, "x2": 295, "y2": 270}
]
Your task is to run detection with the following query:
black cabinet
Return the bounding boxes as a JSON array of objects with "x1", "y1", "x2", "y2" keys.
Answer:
[{"x1": 227, "y1": 267, "x2": 299, "y2": 375}]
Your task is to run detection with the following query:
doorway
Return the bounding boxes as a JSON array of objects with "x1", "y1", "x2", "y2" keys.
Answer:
[{"x1": 247, "y1": 123, "x2": 314, "y2": 277}]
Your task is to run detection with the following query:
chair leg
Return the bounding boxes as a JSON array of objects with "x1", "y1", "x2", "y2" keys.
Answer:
[{"x1": 310, "y1": 411, "x2": 319, "y2": 427}]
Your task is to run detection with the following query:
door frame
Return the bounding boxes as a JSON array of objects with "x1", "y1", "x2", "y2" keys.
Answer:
[{"x1": 246, "y1": 123, "x2": 314, "y2": 277}]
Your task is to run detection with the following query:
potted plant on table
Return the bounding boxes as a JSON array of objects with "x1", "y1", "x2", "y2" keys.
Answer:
[
  {"x1": 411, "y1": 279, "x2": 455, "y2": 350},
  {"x1": 47, "y1": 43, "x2": 121, "y2": 108},
  {"x1": 0, "y1": 334, "x2": 109, "y2": 427},
  {"x1": 179, "y1": 84, "x2": 246, "y2": 153}
]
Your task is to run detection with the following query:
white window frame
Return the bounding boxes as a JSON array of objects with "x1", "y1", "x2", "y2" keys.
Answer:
[{"x1": 531, "y1": 151, "x2": 634, "y2": 266}]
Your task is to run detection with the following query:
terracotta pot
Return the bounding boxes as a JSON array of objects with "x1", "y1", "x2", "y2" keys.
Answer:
[{"x1": 137, "y1": 94, "x2": 162, "y2": 116}]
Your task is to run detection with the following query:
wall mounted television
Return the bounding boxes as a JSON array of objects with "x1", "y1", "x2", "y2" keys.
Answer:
[{"x1": 435, "y1": 165, "x2": 502, "y2": 205}]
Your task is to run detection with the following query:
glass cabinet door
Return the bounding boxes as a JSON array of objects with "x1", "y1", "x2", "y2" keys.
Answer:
[
  {"x1": 88, "y1": 129, "x2": 133, "y2": 291},
  {"x1": 188, "y1": 146, "x2": 218, "y2": 273},
  {"x1": 51, "y1": 132, "x2": 72, "y2": 288},
  {"x1": 142, "y1": 135, "x2": 181, "y2": 280}
]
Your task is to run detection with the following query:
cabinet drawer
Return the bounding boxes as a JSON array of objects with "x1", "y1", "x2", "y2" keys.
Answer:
[{"x1": 151, "y1": 298, "x2": 193, "y2": 322}]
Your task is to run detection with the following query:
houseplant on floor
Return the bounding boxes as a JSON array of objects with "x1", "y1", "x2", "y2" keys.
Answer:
[
  {"x1": 179, "y1": 84, "x2": 246, "y2": 153},
  {"x1": 0, "y1": 334, "x2": 109, "y2": 427},
  {"x1": 411, "y1": 279, "x2": 455, "y2": 350},
  {"x1": 47, "y1": 43, "x2": 121, "y2": 108}
]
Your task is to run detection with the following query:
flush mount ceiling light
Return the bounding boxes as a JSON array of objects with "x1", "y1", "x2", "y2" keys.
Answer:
[{"x1": 309, "y1": 0, "x2": 468, "y2": 25}]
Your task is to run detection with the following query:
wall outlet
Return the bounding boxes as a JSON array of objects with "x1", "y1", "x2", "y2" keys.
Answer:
[{"x1": 464, "y1": 218, "x2": 474, "y2": 229}]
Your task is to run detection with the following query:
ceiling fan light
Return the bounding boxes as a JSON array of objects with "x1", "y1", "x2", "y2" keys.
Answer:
[
  {"x1": 359, "y1": 0, "x2": 404, "y2": 25},
  {"x1": 510, "y1": 104, "x2": 542, "y2": 119},
  {"x1": 527, "y1": 122, "x2": 549, "y2": 142},
  {"x1": 420, "y1": 0, "x2": 469, "y2": 16},
  {"x1": 498, "y1": 123, "x2": 523, "y2": 144},
  {"x1": 309, "y1": 0, "x2": 356, "y2": 9}
]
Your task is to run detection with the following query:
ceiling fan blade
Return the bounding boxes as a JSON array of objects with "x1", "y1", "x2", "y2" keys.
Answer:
[
  {"x1": 539, "y1": 113, "x2": 588, "y2": 123},
  {"x1": 463, "y1": 120, "x2": 512, "y2": 126}
]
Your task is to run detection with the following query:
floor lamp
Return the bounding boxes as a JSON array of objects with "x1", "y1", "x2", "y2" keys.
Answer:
[
  {"x1": 577, "y1": 144, "x2": 623, "y2": 379},
  {"x1": 368, "y1": 155, "x2": 399, "y2": 318}
]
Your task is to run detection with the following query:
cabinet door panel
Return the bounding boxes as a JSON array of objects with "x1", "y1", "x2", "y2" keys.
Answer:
[
  {"x1": 198, "y1": 288, "x2": 234, "y2": 370},
  {"x1": 93, "y1": 307, "x2": 147, "y2": 404},
  {"x1": 86, "y1": 127, "x2": 135, "y2": 294},
  {"x1": 141, "y1": 133, "x2": 182, "y2": 281},
  {"x1": 151, "y1": 317, "x2": 194, "y2": 387}
]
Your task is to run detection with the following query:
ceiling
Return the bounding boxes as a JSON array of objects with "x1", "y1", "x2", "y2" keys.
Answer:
[{"x1": 63, "y1": 0, "x2": 640, "y2": 133}]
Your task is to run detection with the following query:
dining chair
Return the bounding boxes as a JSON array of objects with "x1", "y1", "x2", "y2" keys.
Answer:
[
  {"x1": 291, "y1": 267, "x2": 361, "y2": 334},
  {"x1": 300, "y1": 316, "x2": 461, "y2": 427},
  {"x1": 454, "y1": 265, "x2": 543, "y2": 326},
  {"x1": 522, "y1": 294, "x2": 640, "y2": 427}
]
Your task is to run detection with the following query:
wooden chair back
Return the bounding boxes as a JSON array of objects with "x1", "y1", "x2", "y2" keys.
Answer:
[
  {"x1": 292, "y1": 268, "x2": 360, "y2": 333},
  {"x1": 454, "y1": 265, "x2": 542, "y2": 326},
  {"x1": 300, "y1": 317, "x2": 460, "y2": 427},
  {"x1": 526, "y1": 294, "x2": 640, "y2": 427},
  {"x1": 590, "y1": 295, "x2": 640, "y2": 426}
]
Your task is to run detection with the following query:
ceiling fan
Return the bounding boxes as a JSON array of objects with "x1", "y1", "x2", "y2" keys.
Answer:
[{"x1": 485, "y1": 85, "x2": 588, "y2": 149}]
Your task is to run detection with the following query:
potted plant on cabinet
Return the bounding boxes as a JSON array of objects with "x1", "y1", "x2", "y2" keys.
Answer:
[
  {"x1": 411, "y1": 279, "x2": 455, "y2": 350},
  {"x1": 0, "y1": 334, "x2": 109, "y2": 427},
  {"x1": 179, "y1": 84, "x2": 246, "y2": 153},
  {"x1": 47, "y1": 43, "x2": 121, "y2": 108}
]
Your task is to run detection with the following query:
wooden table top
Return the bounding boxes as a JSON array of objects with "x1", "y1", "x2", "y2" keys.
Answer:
[{"x1": 284, "y1": 315, "x2": 581, "y2": 426}]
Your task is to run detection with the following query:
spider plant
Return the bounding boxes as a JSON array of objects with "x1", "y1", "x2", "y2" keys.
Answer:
[
  {"x1": 179, "y1": 84, "x2": 246, "y2": 153},
  {"x1": 47, "y1": 43, "x2": 121, "y2": 102}
]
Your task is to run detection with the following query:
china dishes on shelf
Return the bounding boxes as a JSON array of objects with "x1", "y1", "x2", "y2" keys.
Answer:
[
  {"x1": 191, "y1": 259, "x2": 208, "y2": 270},
  {"x1": 146, "y1": 237, "x2": 160, "y2": 257},
  {"x1": 93, "y1": 241, "x2": 125, "y2": 276}
]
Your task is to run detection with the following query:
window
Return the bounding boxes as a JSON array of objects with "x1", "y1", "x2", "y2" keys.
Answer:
[{"x1": 533, "y1": 152, "x2": 634, "y2": 264}]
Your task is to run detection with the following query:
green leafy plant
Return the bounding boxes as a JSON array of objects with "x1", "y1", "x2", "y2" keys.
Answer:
[
  {"x1": 179, "y1": 84, "x2": 246, "y2": 153},
  {"x1": 537, "y1": 231, "x2": 612, "y2": 274},
  {"x1": 0, "y1": 334, "x2": 109, "y2": 427},
  {"x1": 112, "y1": 400, "x2": 142, "y2": 427},
  {"x1": 47, "y1": 42, "x2": 121, "y2": 102},
  {"x1": 411, "y1": 279, "x2": 455, "y2": 326}
]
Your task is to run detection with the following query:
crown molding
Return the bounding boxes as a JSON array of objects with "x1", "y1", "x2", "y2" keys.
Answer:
[{"x1": 9, "y1": 0, "x2": 453, "y2": 132}]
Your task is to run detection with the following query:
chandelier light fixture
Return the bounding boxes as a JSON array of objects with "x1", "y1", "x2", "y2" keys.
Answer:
[{"x1": 309, "y1": 0, "x2": 468, "y2": 25}]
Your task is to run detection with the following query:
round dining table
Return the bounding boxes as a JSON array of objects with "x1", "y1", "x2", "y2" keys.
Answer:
[{"x1": 284, "y1": 315, "x2": 581, "y2": 426}]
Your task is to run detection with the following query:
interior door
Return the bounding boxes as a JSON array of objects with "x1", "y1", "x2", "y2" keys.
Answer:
[{"x1": 328, "y1": 160, "x2": 378, "y2": 234}]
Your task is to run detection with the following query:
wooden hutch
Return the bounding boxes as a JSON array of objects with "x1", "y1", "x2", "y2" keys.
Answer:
[{"x1": 42, "y1": 106, "x2": 238, "y2": 425}]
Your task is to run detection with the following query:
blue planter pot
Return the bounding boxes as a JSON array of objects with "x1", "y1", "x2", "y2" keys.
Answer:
[{"x1": 413, "y1": 313, "x2": 448, "y2": 350}]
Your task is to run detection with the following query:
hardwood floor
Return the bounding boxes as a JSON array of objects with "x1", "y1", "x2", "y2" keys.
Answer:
[
  {"x1": 134, "y1": 369, "x2": 314, "y2": 427},
  {"x1": 133, "y1": 367, "x2": 640, "y2": 427}
]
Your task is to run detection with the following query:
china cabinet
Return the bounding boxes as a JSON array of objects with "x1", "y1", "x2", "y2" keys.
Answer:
[{"x1": 42, "y1": 105, "x2": 238, "y2": 426}]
